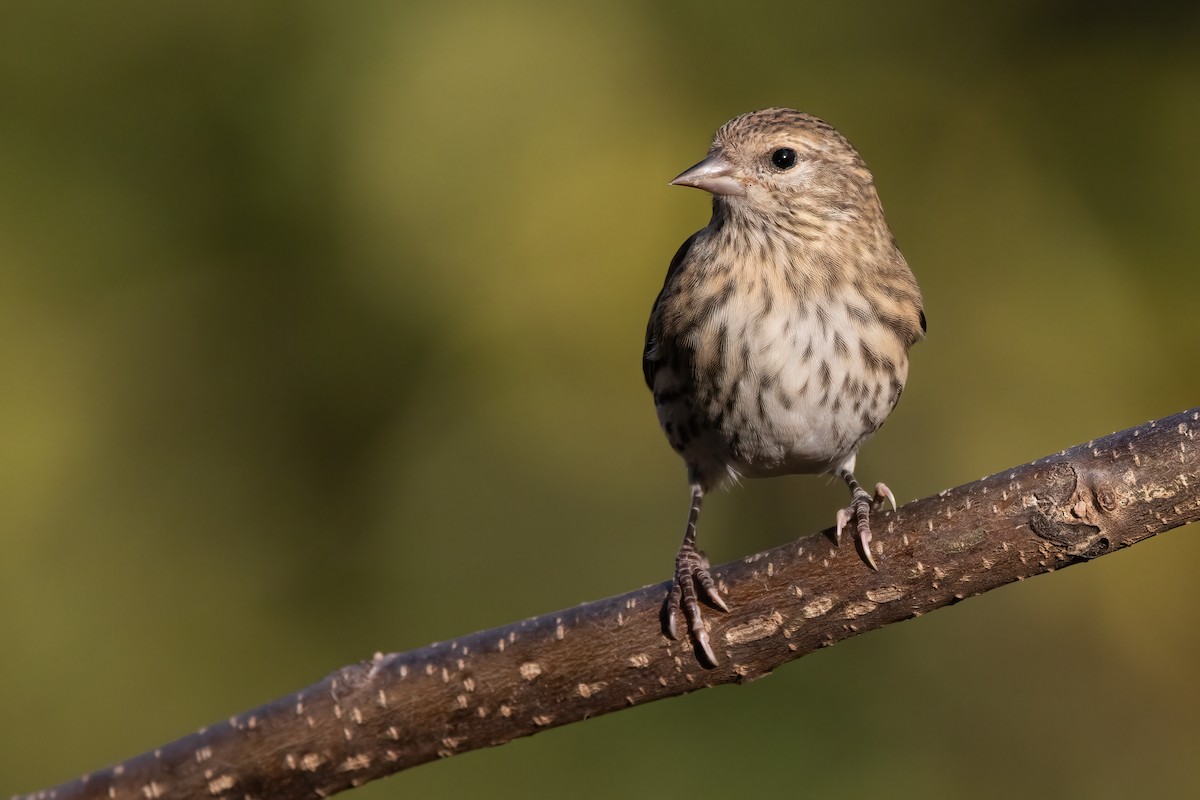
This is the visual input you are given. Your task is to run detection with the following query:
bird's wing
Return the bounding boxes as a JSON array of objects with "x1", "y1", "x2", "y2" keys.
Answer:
[{"x1": 643, "y1": 231, "x2": 700, "y2": 390}]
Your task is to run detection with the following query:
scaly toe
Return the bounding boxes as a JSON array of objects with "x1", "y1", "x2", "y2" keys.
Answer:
[
  {"x1": 669, "y1": 551, "x2": 726, "y2": 666},
  {"x1": 664, "y1": 582, "x2": 683, "y2": 640}
]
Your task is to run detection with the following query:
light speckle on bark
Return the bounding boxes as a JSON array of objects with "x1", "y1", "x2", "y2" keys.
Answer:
[
  {"x1": 865, "y1": 586, "x2": 904, "y2": 603},
  {"x1": 723, "y1": 612, "x2": 784, "y2": 645},
  {"x1": 205, "y1": 775, "x2": 234, "y2": 795},
  {"x1": 802, "y1": 597, "x2": 835, "y2": 618}
]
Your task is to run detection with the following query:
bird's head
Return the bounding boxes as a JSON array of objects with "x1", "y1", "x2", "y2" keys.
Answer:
[{"x1": 671, "y1": 108, "x2": 875, "y2": 222}]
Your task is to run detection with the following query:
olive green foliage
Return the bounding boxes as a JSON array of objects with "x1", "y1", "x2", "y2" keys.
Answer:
[{"x1": 3, "y1": 2, "x2": 1199, "y2": 797}]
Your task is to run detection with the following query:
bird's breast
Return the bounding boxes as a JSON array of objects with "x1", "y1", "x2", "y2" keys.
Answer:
[{"x1": 657, "y1": 275, "x2": 910, "y2": 481}]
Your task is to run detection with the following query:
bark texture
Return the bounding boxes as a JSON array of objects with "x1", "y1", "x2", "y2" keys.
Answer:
[{"x1": 16, "y1": 408, "x2": 1200, "y2": 800}]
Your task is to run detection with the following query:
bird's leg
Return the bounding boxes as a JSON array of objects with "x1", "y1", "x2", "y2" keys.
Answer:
[
  {"x1": 835, "y1": 471, "x2": 896, "y2": 570},
  {"x1": 665, "y1": 485, "x2": 727, "y2": 666}
]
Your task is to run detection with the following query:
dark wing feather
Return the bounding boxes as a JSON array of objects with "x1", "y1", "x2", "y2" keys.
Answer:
[{"x1": 643, "y1": 231, "x2": 700, "y2": 390}]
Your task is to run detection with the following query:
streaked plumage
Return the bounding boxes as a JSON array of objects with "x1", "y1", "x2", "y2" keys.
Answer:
[{"x1": 645, "y1": 108, "x2": 924, "y2": 664}]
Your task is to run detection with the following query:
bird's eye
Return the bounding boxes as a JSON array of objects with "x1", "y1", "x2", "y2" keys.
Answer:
[{"x1": 771, "y1": 148, "x2": 797, "y2": 170}]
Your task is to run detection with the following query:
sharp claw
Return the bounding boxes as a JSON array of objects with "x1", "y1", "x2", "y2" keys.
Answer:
[
  {"x1": 859, "y1": 530, "x2": 879, "y2": 571},
  {"x1": 706, "y1": 586, "x2": 729, "y2": 612},
  {"x1": 666, "y1": 607, "x2": 680, "y2": 640},
  {"x1": 694, "y1": 628, "x2": 718, "y2": 666},
  {"x1": 835, "y1": 507, "x2": 851, "y2": 545},
  {"x1": 694, "y1": 565, "x2": 728, "y2": 612},
  {"x1": 874, "y1": 482, "x2": 897, "y2": 513}
]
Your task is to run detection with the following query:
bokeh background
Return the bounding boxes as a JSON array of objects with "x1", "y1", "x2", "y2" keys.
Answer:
[{"x1": 4, "y1": 1, "x2": 1199, "y2": 797}]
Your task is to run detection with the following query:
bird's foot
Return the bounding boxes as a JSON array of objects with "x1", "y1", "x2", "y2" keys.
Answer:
[
  {"x1": 835, "y1": 482, "x2": 896, "y2": 570},
  {"x1": 665, "y1": 544, "x2": 728, "y2": 666}
]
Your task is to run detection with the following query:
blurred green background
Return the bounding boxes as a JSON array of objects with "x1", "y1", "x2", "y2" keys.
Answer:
[{"x1": 3, "y1": 1, "x2": 1199, "y2": 797}]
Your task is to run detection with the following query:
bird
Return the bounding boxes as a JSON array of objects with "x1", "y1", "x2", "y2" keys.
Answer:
[{"x1": 643, "y1": 108, "x2": 925, "y2": 665}]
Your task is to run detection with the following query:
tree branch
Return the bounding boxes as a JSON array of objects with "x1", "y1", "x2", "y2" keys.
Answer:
[{"x1": 17, "y1": 408, "x2": 1200, "y2": 800}]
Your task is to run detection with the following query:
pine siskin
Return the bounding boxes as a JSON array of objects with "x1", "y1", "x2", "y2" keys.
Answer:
[{"x1": 643, "y1": 108, "x2": 925, "y2": 665}]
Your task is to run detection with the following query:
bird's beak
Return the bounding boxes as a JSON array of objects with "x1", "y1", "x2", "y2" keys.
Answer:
[{"x1": 669, "y1": 154, "x2": 746, "y2": 196}]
